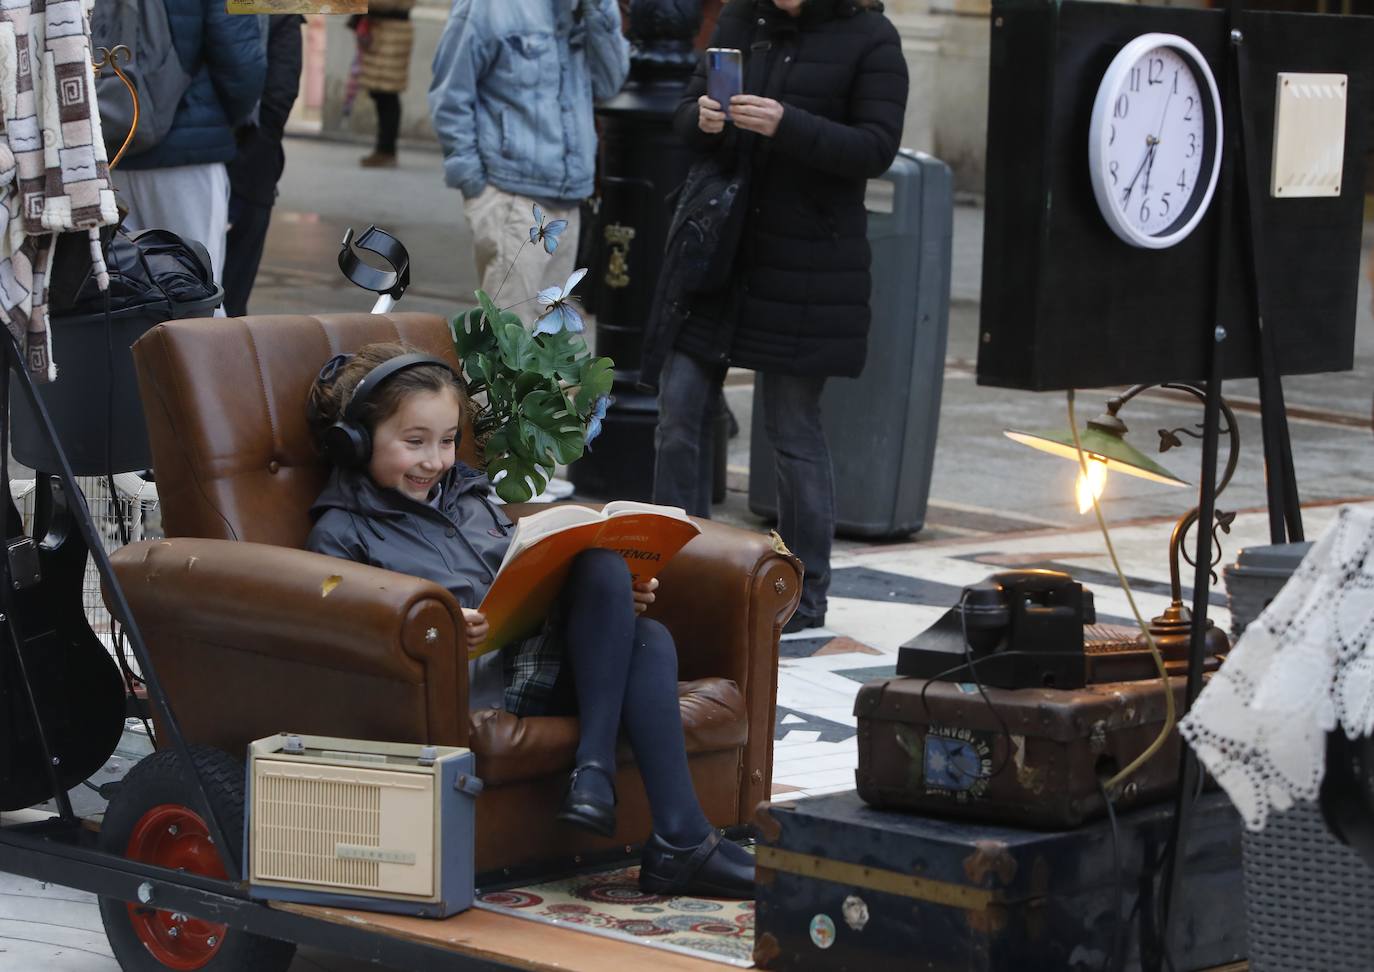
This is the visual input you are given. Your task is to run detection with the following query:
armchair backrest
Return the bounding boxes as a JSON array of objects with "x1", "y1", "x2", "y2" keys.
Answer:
[{"x1": 132, "y1": 313, "x2": 475, "y2": 547}]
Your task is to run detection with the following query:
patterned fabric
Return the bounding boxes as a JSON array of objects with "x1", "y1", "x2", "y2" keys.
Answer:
[
  {"x1": 1180, "y1": 506, "x2": 1374, "y2": 830},
  {"x1": 476, "y1": 859, "x2": 755, "y2": 968},
  {"x1": 502, "y1": 616, "x2": 565, "y2": 716},
  {"x1": 0, "y1": 0, "x2": 117, "y2": 383}
]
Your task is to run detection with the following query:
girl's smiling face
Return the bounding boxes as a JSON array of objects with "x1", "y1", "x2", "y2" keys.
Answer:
[{"x1": 367, "y1": 387, "x2": 463, "y2": 501}]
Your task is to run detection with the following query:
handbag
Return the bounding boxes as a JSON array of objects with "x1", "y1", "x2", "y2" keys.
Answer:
[
  {"x1": 49, "y1": 226, "x2": 220, "y2": 322},
  {"x1": 664, "y1": 155, "x2": 748, "y2": 296}
]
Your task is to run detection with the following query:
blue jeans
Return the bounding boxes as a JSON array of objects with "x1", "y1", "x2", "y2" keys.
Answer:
[{"x1": 652, "y1": 350, "x2": 834, "y2": 620}]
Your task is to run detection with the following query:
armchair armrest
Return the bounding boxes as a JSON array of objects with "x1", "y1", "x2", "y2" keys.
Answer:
[
  {"x1": 108, "y1": 538, "x2": 470, "y2": 752},
  {"x1": 653, "y1": 519, "x2": 802, "y2": 816}
]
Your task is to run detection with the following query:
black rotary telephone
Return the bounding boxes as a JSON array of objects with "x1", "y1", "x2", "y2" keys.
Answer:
[{"x1": 897, "y1": 569, "x2": 1095, "y2": 690}]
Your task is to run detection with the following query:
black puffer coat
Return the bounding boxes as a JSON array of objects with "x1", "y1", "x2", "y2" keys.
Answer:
[{"x1": 671, "y1": 0, "x2": 907, "y2": 377}]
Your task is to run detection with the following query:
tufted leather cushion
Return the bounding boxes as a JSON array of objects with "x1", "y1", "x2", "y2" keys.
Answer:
[{"x1": 469, "y1": 677, "x2": 748, "y2": 786}]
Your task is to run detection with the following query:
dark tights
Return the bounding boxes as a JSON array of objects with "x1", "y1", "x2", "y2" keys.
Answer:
[
  {"x1": 560, "y1": 549, "x2": 711, "y2": 846},
  {"x1": 370, "y1": 90, "x2": 399, "y2": 155}
]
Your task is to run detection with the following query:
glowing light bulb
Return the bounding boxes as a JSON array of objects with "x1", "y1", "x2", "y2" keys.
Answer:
[{"x1": 1075, "y1": 456, "x2": 1109, "y2": 514}]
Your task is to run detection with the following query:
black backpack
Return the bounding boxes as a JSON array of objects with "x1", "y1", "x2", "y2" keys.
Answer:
[{"x1": 90, "y1": 0, "x2": 193, "y2": 157}]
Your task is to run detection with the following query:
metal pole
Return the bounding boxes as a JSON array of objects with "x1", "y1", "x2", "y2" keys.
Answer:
[
  {"x1": 1230, "y1": 11, "x2": 1304, "y2": 545},
  {"x1": 1157, "y1": 14, "x2": 1245, "y2": 966}
]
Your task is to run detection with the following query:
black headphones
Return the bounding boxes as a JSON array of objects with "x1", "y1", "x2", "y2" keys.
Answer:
[{"x1": 319, "y1": 352, "x2": 461, "y2": 468}]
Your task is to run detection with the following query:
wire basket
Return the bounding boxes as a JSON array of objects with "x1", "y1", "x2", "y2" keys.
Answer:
[
  {"x1": 1226, "y1": 543, "x2": 1374, "y2": 971},
  {"x1": 1241, "y1": 803, "x2": 1374, "y2": 971},
  {"x1": 9, "y1": 474, "x2": 162, "y2": 665}
]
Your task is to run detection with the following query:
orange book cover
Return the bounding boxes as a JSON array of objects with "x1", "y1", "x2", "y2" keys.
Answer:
[{"x1": 475, "y1": 503, "x2": 701, "y2": 656}]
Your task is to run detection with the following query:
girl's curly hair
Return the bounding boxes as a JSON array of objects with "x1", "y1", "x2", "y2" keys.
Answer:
[{"x1": 306, "y1": 342, "x2": 468, "y2": 457}]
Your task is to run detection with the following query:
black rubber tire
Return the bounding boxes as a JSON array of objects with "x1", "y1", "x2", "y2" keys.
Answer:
[{"x1": 97, "y1": 745, "x2": 296, "y2": 972}]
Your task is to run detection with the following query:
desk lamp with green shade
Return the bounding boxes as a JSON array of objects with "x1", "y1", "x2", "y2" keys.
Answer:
[{"x1": 1005, "y1": 382, "x2": 1237, "y2": 668}]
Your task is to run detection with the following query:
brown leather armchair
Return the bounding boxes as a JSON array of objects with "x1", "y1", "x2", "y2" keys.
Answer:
[{"x1": 108, "y1": 312, "x2": 800, "y2": 876}]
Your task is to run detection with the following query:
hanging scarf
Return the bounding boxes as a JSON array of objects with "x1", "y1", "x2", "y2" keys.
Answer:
[{"x1": 0, "y1": 0, "x2": 118, "y2": 383}]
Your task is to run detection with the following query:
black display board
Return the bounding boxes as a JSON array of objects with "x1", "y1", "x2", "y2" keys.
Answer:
[{"x1": 977, "y1": 0, "x2": 1374, "y2": 392}]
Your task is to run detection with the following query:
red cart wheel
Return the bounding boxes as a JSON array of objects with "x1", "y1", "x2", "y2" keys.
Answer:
[
  {"x1": 123, "y1": 804, "x2": 229, "y2": 969},
  {"x1": 98, "y1": 746, "x2": 294, "y2": 972}
]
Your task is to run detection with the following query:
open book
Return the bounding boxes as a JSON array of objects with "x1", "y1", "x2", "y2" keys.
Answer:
[{"x1": 474, "y1": 501, "x2": 702, "y2": 657}]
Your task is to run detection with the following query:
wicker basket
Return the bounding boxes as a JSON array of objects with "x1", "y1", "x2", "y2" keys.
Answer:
[
  {"x1": 1226, "y1": 542, "x2": 1374, "y2": 971},
  {"x1": 1241, "y1": 803, "x2": 1374, "y2": 971}
]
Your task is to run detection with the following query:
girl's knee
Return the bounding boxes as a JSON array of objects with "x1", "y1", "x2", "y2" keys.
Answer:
[
  {"x1": 569, "y1": 548, "x2": 631, "y2": 599},
  {"x1": 634, "y1": 618, "x2": 677, "y2": 669}
]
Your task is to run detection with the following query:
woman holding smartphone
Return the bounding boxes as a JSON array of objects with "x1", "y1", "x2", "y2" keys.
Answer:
[{"x1": 650, "y1": 0, "x2": 908, "y2": 634}]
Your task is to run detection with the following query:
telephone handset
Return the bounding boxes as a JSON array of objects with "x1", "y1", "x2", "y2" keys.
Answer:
[{"x1": 897, "y1": 569, "x2": 1095, "y2": 690}]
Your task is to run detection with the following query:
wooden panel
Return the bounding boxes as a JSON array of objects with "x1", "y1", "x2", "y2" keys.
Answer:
[{"x1": 272, "y1": 901, "x2": 728, "y2": 971}]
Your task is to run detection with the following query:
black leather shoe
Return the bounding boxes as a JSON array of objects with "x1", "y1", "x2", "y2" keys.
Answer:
[
  {"x1": 555, "y1": 763, "x2": 616, "y2": 837},
  {"x1": 782, "y1": 611, "x2": 825, "y2": 635},
  {"x1": 639, "y1": 831, "x2": 755, "y2": 899}
]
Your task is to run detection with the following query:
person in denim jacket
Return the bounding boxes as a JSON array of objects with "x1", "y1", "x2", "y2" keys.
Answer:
[{"x1": 428, "y1": 0, "x2": 629, "y2": 323}]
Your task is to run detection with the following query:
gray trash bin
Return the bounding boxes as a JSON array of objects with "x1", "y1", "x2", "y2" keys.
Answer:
[
  {"x1": 747, "y1": 149, "x2": 953, "y2": 539},
  {"x1": 1223, "y1": 540, "x2": 1374, "y2": 972}
]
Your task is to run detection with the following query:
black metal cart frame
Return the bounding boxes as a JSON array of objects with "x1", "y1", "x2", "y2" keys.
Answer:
[{"x1": 0, "y1": 327, "x2": 530, "y2": 972}]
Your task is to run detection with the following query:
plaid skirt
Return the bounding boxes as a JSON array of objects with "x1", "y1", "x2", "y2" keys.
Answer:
[{"x1": 500, "y1": 613, "x2": 568, "y2": 716}]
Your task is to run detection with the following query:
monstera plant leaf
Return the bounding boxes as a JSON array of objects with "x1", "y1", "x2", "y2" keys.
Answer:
[
  {"x1": 455, "y1": 279, "x2": 613, "y2": 501},
  {"x1": 574, "y1": 356, "x2": 614, "y2": 412},
  {"x1": 532, "y1": 330, "x2": 584, "y2": 381},
  {"x1": 517, "y1": 386, "x2": 586, "y2": 467}
]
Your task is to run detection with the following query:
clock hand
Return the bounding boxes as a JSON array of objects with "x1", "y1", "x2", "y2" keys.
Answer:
[
  {"x1": 1120, "y1": 138, "x2": 1156, "y2": 208},
  {"x1": 1152, "y1": 84, "x2": 1175, "y2": 143},
  {"x1": 1143, "y1": 84, "x2": 1174, "y2": 197}
]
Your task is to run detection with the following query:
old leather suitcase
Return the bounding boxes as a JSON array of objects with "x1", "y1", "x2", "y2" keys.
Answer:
[
  {"x1": 855, "y1": 675, "x2": 1188, "y2": 827},
  {"x1": 753, "y1": 789, "x2": 1246, "y2": 972}
]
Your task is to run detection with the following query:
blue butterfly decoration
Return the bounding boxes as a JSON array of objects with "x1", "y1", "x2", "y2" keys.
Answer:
[
  {"x1": 584, "y1": 394, "x2": 613, "y2": 447},
  {"x1": 529, "y1": 204, "x2": 569, "y2": 255},
  {"x1": 533, "y1": 267, "x2": 588, "y2": 335}
]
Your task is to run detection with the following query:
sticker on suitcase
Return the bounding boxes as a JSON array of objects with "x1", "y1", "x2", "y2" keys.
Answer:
[{"x1": 920, "y1": 724, "x2": 993, "y2": 799}]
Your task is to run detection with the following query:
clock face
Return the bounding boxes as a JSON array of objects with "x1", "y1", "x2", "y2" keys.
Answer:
[{"x1": 1088, "y1": 34, "x2": 1223, "y2": 249}]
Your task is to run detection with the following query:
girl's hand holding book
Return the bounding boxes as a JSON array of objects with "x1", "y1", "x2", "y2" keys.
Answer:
[
  {"x1": 632, "y1": 578, "x2": 659, "y2": 616},
  {"x1": 462, "y1": 608, "x2": 490, "y2": 654}
]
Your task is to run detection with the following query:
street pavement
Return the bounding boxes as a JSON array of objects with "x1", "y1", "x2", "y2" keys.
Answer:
[{"x1": 3, "y1": 132, "x2": 1371, "y2": 971}]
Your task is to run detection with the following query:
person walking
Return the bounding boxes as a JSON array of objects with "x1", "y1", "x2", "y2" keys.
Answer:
[
  {"x1": 428, "y1": 0, "x2": 630, "y2": 323},
  {"x1": 649, "y1": 0, "x2": 908, "y2": 633},
  {"x1": 109, "y1": 0, "x2": 266, "y2": 289},
  {"x1": 223, "y1": 15, "x2": 304, "y2": 317},
  {"x1": 355, "y1": 0, "x2": 415, "y2": 168}
]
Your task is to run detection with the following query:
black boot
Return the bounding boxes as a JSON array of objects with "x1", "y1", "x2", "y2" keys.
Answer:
[
  {"x1": 556, "y1": 763, "x2": 617, "y2": 837},
  {"x1": 639, "y1": 831, "x2": 754, "y2": 899}
]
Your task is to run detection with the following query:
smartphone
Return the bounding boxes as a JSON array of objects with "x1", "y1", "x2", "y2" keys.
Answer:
[{"x1": 707, "y1": 48, "x2": 743, "y2": 120}]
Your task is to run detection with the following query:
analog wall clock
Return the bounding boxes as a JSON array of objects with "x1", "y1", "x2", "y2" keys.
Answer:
[{"x1": 1088, "y1": 33, "x2": 1224, "y2": 249}]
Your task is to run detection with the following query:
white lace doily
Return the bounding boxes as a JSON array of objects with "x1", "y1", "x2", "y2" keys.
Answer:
[{"x1": 1179, "y1": 505, "x2": 1374, "y2": 831}]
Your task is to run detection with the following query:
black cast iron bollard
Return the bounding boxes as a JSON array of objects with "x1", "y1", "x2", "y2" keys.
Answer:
[{"x1": 571, "y1": 0, "x2": 727, "y2": 504}]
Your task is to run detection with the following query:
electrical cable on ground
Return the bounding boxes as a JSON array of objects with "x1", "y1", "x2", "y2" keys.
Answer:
[{"x1": 1097, "y1": 777, "x2": 1126, "y2": 972}]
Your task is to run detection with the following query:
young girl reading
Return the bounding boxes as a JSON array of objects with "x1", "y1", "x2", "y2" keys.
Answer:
[{"x1": 305, "y1": 342, "x2": 754, "y2": 899}]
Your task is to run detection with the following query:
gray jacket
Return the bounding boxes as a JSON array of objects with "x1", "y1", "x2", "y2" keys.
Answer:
[
  {"x1": 427, "y1": 0, "x2": 630, "y2": 201},
  {"x1": 306, "y1": 463, "x2": 514, "y2": 708}
]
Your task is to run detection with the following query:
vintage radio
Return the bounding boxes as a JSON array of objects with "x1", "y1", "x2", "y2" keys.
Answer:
[{"x1": 246, "y1": 733, "x2": 482, "y2": 917}]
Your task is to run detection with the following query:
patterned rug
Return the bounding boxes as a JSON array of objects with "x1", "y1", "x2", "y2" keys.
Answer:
[{"x1": 475, "y1": 862, "x2": 754, "y2": 967}]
